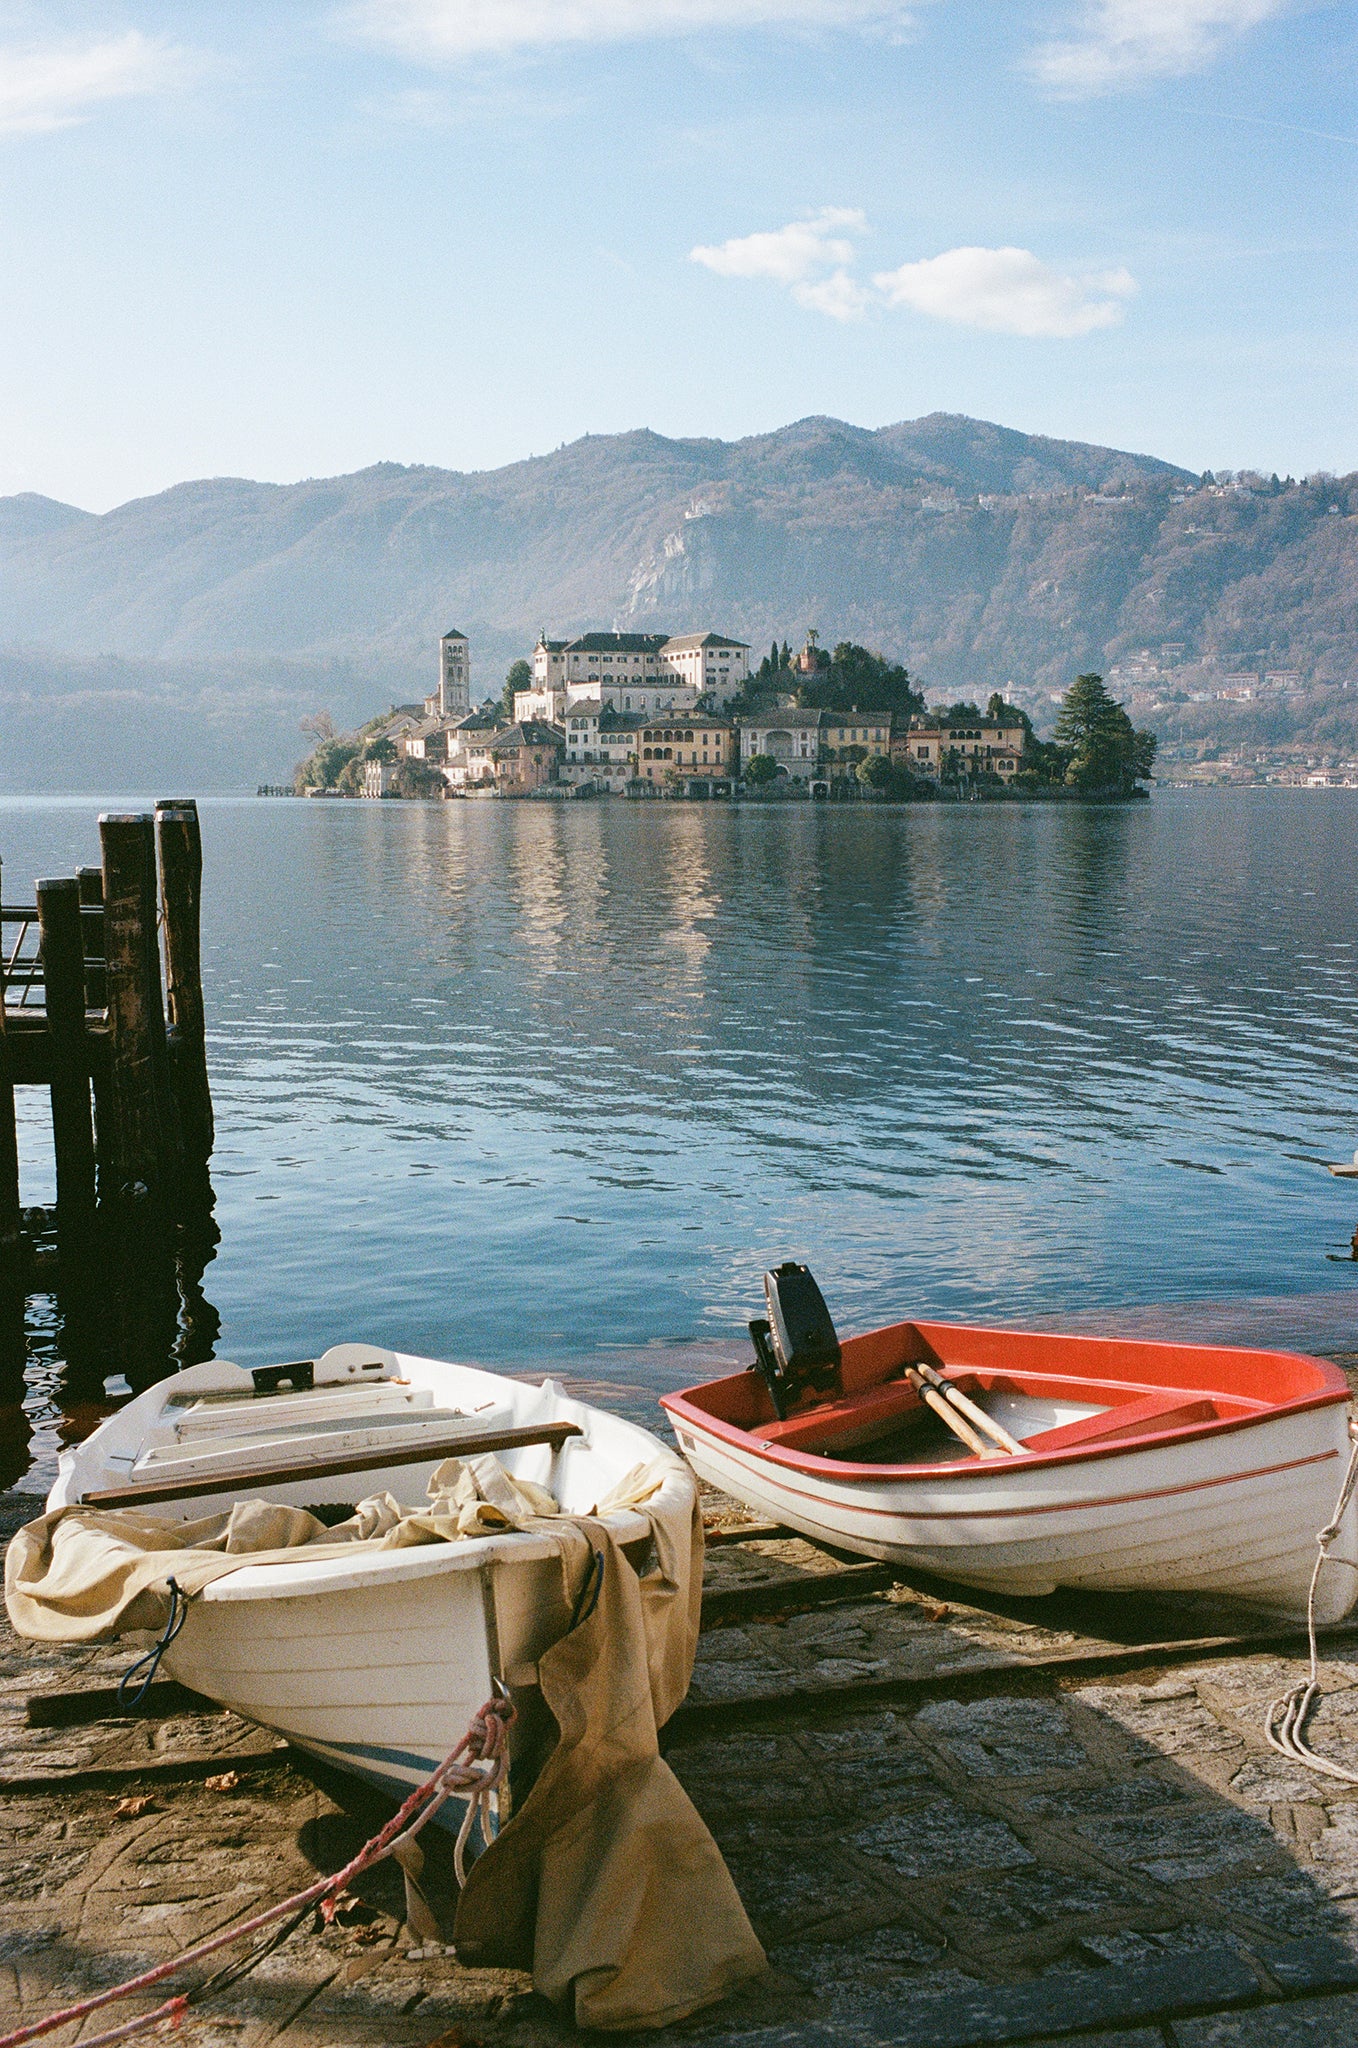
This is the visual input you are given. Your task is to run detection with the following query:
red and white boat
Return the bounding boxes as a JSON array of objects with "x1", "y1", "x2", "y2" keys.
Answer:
[{"x1": 661, "y1": 1268, "x2": 1358, "y2": 1622}]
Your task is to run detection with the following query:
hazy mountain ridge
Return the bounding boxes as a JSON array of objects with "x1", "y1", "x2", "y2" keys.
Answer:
[{"x1": 3, "y1": 412, "x2": 1355, "y2": 790}]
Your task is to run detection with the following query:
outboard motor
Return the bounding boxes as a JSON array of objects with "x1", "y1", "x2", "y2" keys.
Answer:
[{"x1": 749, "y1": 1262, "x2": 842, "y2": 1420}]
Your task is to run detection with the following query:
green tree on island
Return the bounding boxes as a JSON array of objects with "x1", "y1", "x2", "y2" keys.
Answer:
[
  {"x1": 295, "y1": 732, "x2": 360, "y2": 791},
  {"x1": 795, "y1": 643, "x2": 925, "y2": 719},
  {"x1": 390, "y1": 756, "x2": 446, "y2": 799},
  {"x1": 501, "y1": 659, "x2": 533, "y2": 718},
  {"x1": 743, "y1": 753, "x2": 780, "y2": 787},
  {"x1": 1053, "y1": 674, "x2": 1157, "y2": 794}
]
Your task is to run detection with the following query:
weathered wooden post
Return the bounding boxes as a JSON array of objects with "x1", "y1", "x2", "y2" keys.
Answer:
[
  {"x1": 77, "y1": 865, "x2": 105, "y2": 1010},
  {"x1": 0, "y1": 853, "x2": 20, "y2": 1276},
  {"x1": 155, "y1": 800, "x2": 214, "y2": 1171},
  {"x1": 76, "y1": 863, "x2": 112, "y2": 1190},
  {"x1": 99, "y1": 814, "x2": 178, "y2": 1219},
  {"x1": 36, "y1": 878, "x2": 97, "y2": 1252}
]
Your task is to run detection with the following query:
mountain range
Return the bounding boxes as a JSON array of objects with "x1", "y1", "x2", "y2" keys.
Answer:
[{"x1": 3, "y1": 412, "x2": 1355, "y2": 790}]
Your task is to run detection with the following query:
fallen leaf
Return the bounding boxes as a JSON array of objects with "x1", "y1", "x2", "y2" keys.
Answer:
[
  {"x1": 922, "y1": 1602, "x2": 951, "y2": 1622},
  {"x1": 112, "y1": 1795, "x2": 156, "y2": 1817},
  {"x1": 321, "y1": 1889, "x2": 373, "y2": 1926},
  {"x1": 203, "y1": 1771, "x2": 242, "y2": 1792}
]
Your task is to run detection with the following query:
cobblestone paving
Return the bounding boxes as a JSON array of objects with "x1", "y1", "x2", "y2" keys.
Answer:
[{"x1": 6, "y1": 1493, "x2": 1358, "y2": 2046}]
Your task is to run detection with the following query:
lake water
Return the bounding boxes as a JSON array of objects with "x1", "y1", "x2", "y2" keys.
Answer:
[{"x1": 4, "y1": 789, "x2": 1358, "y2": 1491}]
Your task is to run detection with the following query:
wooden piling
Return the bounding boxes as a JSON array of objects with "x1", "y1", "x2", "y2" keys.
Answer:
[
  {"x1": 76, "y1": 865, "x2": 111, "y2": 1187},
  {"x1": 1, "y1": 807, "x2": 215, "y2": 1305},
  {"x1": 99, "y1": 814, "x2": 176, "y2": 1216},
  {"x1": 36, "y1": 879, "x2": 97, "y2": 1252},
  {"x1": 155, "y1": 801, "x2": 213, "y2": 1167},
  {"x1": 77, "y1": 866, "x2": 105, "y2": 1011},
  {"x1": 0, "y1": 853, "x2": 20, "y2": 1273}
]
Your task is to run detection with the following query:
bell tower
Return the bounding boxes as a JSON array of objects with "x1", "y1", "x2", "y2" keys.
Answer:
[{"x1": 438, "y1": 629, "x2": 470, "y2": 718}]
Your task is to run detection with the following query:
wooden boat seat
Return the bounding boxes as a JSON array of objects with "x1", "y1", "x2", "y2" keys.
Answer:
[
  {"x1": 1019, "y1": 1391, "x2": 1223, "y2": 1453},
  {"x1": 755, "y1": 1381, "x2": 1246, "y2": 1460},
  {"x1": 754, "y1": 1378, "x2": 931, "y2": 1452}
]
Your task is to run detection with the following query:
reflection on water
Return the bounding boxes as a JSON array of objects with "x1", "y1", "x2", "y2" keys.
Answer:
[
  {"x1": 0, "y1": 1213, "x2": 220, "y2": 1493},
  {"x1": 2, "y1": 788, "x2": 1357, "y2": 1492}
]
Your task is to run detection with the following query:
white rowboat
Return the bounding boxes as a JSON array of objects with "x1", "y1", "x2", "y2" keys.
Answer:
[
  {"x1": 45, "y1": 1345, "x2": 695, "y2": 1806},
  {"x1": 662, "y1": 1284, "x2": 1358, "y2": 1623}
]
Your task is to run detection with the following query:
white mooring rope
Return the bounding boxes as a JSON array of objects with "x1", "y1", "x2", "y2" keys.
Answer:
[{"x1": 1264, "y1": 1417, "x2": 1358, "y2": 1784}]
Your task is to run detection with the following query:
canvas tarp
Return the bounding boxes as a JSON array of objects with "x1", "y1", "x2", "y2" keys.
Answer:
[{"x1": 4, "y1": 1454, "x2": 765, "y2": 2029}]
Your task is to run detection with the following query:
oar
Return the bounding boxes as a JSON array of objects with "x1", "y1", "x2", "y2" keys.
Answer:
[
  {"x1": 905, "y1": 1362, "x2": 1026, "y2": 1458},
  {"x1": 902, "y1": 1371, "x2": 997, "y2": 1459},
  {"x1": 79, "y1": 1420, "x2": 584, "y2": 1511}
]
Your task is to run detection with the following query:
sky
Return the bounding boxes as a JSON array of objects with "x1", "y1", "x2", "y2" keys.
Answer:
[{"x1": 0, "y1": 0, "x2": 1352, "y2": 510}]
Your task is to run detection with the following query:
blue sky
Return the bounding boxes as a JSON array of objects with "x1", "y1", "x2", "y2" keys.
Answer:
[{"x1": 0, "y1": 0, "x2": 1352, "y2": 509}]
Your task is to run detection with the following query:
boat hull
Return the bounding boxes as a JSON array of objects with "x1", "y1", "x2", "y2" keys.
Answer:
[{"x1": 163, "y1": 1539, "x2": 570, "y2": 1804}]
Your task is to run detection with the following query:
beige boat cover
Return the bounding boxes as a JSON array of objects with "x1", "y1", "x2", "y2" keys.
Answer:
[{"x1": 5, "y1": 1454, "x2": 765, "y2": 2030}]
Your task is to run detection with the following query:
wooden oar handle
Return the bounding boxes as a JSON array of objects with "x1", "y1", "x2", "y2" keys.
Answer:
[
  {"x1": 79, "y1": 1420, "x2": 584, "y2": 1511},
  {"x1": 911, "y1": 1380, "x2": 996, "y2": 1459},
  {"x1": 910, "y1": 1362, "x2": 1023, "y2": 1456}
]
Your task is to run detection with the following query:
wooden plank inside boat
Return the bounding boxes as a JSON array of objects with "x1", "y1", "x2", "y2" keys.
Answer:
[{"x1": 80, "y1": 1419, "x2": 584, "y2": 1509}]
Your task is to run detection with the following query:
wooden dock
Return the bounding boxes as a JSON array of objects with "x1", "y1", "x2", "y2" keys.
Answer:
[{"x1": 0, "y1": 801, "x2": 214, "y2": 1283}]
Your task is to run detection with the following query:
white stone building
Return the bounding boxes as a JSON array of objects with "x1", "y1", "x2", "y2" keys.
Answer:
[
  {"x1": 559, "y1": 705, "x2": 649, "y2": 792},
  {"x1": 740, "y1": 709, "x2": 826, "y2": 779},
  {"x1": 522, "y1": 629, "x2": 749, "y2": 722}
]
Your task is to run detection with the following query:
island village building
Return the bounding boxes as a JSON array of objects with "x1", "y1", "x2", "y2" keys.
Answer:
[
  {"x1": 517, "y1": 631, "x2": 749, "y2": 722},
  {"x1": 895, "y1": 714, "x2": 1027, "y2": 781},
  {"x1": 638, "y1": 712, "x2": 738, "y2": 788}
]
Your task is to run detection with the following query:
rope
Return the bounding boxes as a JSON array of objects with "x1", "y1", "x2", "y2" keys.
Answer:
[
  {"x1": 116, "y1": 1580, "x2": 189, "y2": 1711},
  {"x1": 1264, "y1": 1420, "x2": 1358, "y2": 1784},
  {"x1": 0, "y1": 1690, "x2": 516, "y2": 2048}
]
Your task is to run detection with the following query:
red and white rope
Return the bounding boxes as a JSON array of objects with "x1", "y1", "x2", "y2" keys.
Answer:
[{"x1": 0, "y1": 1694, "x2": 514, "y2": 2048}]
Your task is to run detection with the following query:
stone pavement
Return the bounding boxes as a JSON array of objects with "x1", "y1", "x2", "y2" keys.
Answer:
[{"x1": 7, "y1": 1488, "x2": 1358, "y2": 2048}]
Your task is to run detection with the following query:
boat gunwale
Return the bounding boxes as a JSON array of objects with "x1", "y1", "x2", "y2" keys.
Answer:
[
  {"x1": 193, "y1": 1495, "x2": 676, "y2": 1599},
  {"x1": 659, "y1": 1318, "x2": 1351, "y2": 1485}
]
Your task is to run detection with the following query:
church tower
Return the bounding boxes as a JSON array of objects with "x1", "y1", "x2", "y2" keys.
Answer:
[{"x1": 438, "y1": 629, "x2": 470, "y2": 718}]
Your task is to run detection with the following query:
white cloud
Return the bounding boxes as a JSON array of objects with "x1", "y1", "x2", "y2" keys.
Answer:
[
  {"x1": 691, "y1": 208, "x2": 872, "y2": 320},
  {"x1": 346, "y1": 0, "x2": 913, "y2": 60},
  {"x1": 0, "y1": 30, "x2": 194, "y2": 135},
  {"x1": 874, "y1": 245, "x2": 1137, "y2": 336},
  {"x1": 695, "y1": 213, "x2": 1136, "y2": 336},
  {"x1": 1028, "y1": 0, "x2": 1286, "y2": 97}
]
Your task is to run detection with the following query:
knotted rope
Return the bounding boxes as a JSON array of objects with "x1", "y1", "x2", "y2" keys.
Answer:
[
  {"x1": 0, "y1": 1691, "x2": 515, "y2": 2048},
  {"x1": 1264, "y1": 1419, "x2": 1358, "y2": 1785}
]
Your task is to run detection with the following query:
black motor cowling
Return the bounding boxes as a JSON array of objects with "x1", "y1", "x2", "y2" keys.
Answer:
[{"x1": 749, "y1": 1262, "x2": 842, "y2": 1420}]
